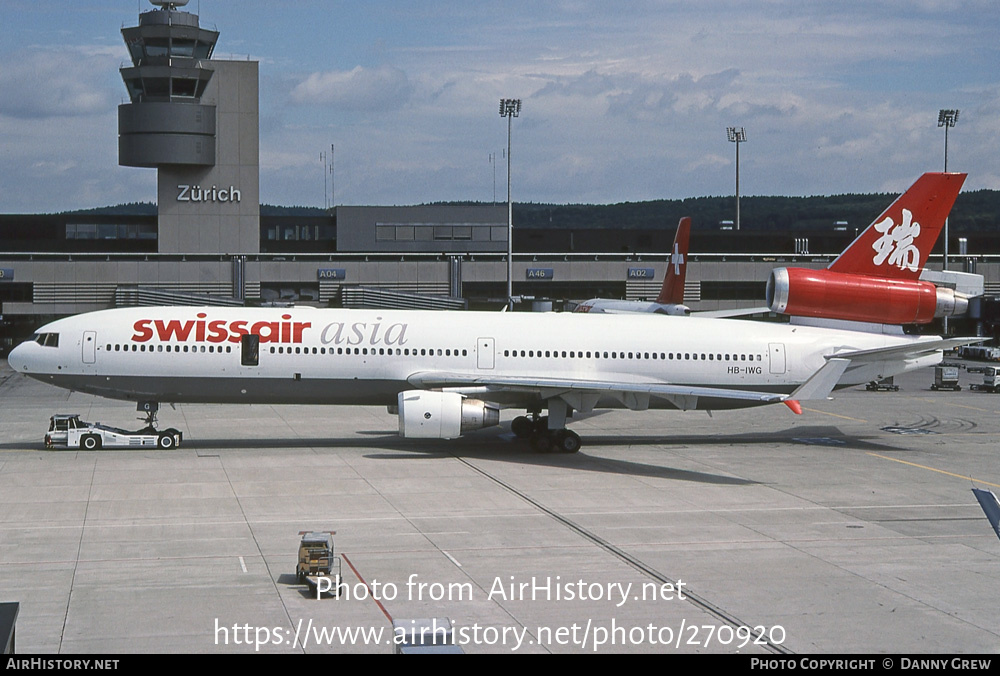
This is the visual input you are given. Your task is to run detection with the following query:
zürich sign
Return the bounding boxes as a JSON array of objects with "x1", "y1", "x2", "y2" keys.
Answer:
[{"x1": 177, "y1": 185, "x2": 241, "y2": 203}]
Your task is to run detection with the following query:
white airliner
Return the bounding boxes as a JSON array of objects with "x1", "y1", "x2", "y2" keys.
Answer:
[
  {"x1": 572, "y1": 216, "x2": 768, "y2": 319},
  {"x1": 574, "y1": 217, "x2": 693, "y2": 315},
  {"x1": 7, "y1": 173, "x2": 975, "y2": 453}
]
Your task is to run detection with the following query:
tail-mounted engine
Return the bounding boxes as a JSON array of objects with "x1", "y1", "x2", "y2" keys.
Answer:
[
  {"x1": 397, "y1": 390, "x2": 501, "y2": 439},
  {"x1": 766, "y1": 267, "x2": 967, "y2": 325}
]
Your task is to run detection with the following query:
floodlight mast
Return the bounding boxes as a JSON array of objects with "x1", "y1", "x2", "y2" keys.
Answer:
[
  {"x1": 500, "y1": 98, "x2": 521, "y2": 310},
  {"x1": 727, "y1": 127, "x2": 747, "y2": 231},
  {"x1": 938, "y1": 109, "x2": 959, "y2": 335}
]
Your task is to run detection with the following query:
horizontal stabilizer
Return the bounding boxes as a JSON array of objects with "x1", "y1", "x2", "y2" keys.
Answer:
[
  {"x1": 789, "y1": 358, "x2": 850, "y2": 401},
  {"x1": 696, "y1": 306, "x2": 771, "y2": 319},
  {"x1": 825, "y1": 337, "x2": 983, "y2": 363},
  {"x1": 973, "y1": 488, "x2": 1000, "y2": 541}
]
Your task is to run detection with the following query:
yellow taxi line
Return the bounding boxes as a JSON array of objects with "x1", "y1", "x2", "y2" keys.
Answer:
[
  {"x1": 867, "y1": 452, "x2": 1000, "y2": 489},
  {"x1": 800, "y1": 407, "x2": 868, "y2": 422}
]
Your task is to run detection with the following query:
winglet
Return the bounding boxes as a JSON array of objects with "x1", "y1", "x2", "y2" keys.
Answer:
[
  {"x1": 827, "y1": 172, "x2": 966, "y2": 279},
  {"x1": 655, "y1": 217, "x2": 691, "y2": 305}
]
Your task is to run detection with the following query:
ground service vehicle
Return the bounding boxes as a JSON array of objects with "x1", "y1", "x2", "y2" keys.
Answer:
[
  {"x1": 970, "y1": 367, "x2": 1000, "y2": 393},
  {"x1": 959, "y1": 345, "x2": 1000, "y2": 361},
  {"x1": 296, "y1": 531, "x2": 340, "y2": 586},
  {"x1": 45, "y1": 414, "x2": 182, "y2": 449},
  {"x1": 865, "y1": 377, "x2": 899, "y2": 392},
  {"x1": 45, "y1": 414, "x2": 84, "y2": 447},
  {"x1": 931, "y1": 366, "x2": 961, "y2": 391}
]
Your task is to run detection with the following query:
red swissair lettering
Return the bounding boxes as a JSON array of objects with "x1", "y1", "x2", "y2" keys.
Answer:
[{"x1": 131, "y1": 313, "x2": 311, "y2": 344}]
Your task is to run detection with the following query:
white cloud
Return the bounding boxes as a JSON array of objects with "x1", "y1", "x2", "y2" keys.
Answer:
[
  {"x1": 0, "y1": 46, "x2": 121, "y2": 120},
  {"x1": 289, "y1": 65, "x2": 414, "y2": 112}
]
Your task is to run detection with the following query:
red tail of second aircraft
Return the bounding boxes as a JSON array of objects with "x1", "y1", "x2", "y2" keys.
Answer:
[
  {"x1": 654, "y1": 217, "x2": 690, "y2": 305},
  {"x1": 767, "y1": 172, "x2": 968, "y2": 326},
  {"x1": 827, "y1": 172, "x2": 966, "y2": 278}
]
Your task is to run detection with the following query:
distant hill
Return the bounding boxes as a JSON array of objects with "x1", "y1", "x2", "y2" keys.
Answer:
[
  {"x1": 57, "y1": 190, "x2": 1000, "y2": 232},
  {"x1": 507, "y1": 190, "x2": 1000, "y2": 232},
  {"x1": 59, "y1": 203, "x2": 326, "y2": 217},
  {"x1": 60, "y1": 202, "x2": 157, "y2": 216}
]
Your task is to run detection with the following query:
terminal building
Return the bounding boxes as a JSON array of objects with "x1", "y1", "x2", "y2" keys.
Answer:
[{"x1": 2, "y1": 0, "x2": 999, "y2": 355}]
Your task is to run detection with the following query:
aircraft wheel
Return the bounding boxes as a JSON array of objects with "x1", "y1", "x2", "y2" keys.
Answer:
[
  {"x1": 511, "y1": 416, "x2": 533, "y2": 439},
  {"x1": 157, "y1": 434, "x2": 175, "y2": 450},
  {"x1": 81, "y1": 435, "x2": 101, "y2": 450},
  {"x1": 554, "y1": 430, "x2": 582, "y2": 453},
  {"x1": 532, "y1": 416, "x2": 549, "y2": 434},
  {"x1": 530, "y1": 433, "x2": 553, "y2": 453}
]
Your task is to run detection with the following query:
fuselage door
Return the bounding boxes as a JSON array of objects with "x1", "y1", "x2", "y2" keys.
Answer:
[
  {"x1": 768, "y1": 342, "x2": 786, "y2": 375},
  {"x1": 477, "y1": 337, "x2": 495, "y2": 370},
  {"x1": 82, "y1": 331, "x2": 97, "y2": 364},
  {"x1": 241, "y1": 334, "x2": 260, "y2": 367}
]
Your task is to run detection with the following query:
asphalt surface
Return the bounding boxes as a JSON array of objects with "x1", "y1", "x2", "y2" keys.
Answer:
[{"x1": 1, "y1": 359, "x2": 998, "y2": 653}]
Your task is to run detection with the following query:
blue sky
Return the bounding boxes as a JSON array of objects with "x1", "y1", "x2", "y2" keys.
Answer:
[{"x1": 2, "y1": 0, "x2": 998, "y2": 212}]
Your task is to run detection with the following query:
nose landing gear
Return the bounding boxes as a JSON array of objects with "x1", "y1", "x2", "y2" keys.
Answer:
[{"x1": 137, "y1": 401, "x2": 160, "y2": 432}]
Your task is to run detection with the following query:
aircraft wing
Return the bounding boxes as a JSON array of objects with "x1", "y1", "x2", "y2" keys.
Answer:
[
  {"x1": 410, "y1": 371, "x2": 782, "y2": 401},
  {"x1": 584, "y1": 307, "x2": 654, "y2": 315},
  {"x1": 407, "y1": 359, "x2": 850, "y2": 412},
  {"x1": 575, "y1": 304, "x2": 768, "y2": 318}
]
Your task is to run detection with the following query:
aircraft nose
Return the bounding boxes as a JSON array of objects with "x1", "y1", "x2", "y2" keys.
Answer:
[{"x1": 8, "y1": 340, "x2": 32, "y2": 374}]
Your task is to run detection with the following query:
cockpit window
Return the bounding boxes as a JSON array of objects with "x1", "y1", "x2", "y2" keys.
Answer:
[{"x1": 32, "y1": 333, "x2": 60, "y2": 348}]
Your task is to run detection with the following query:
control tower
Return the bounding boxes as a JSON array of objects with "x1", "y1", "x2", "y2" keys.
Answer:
[{"x1": 119, "y1": 0, "x2": 260, "y2": 254}]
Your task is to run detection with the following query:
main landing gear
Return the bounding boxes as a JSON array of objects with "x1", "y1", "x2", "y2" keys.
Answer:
[{"x1": 511, "y1": 399, "x2": 582, "y2": 453}]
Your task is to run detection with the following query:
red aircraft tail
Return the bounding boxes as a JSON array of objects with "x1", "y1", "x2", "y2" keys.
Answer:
[
  {"x1": 655, "y1": 217, "x2": 691, "y2": 305},
  {"x1": 827, "y1": 172, "x2": 966, "y2": 279}
]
